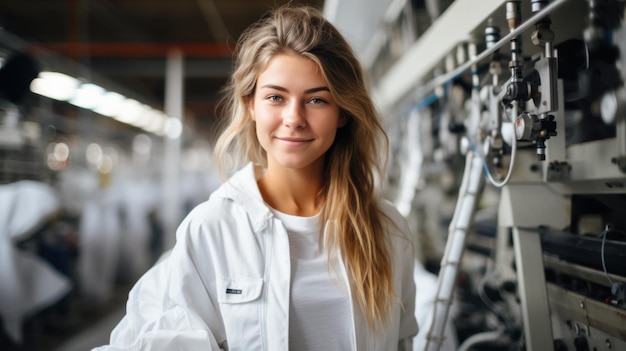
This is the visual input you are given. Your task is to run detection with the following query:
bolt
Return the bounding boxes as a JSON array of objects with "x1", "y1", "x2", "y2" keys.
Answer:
[
  {"x1": 606, "y1": 338, "x2": 612, "y2": 349},
  {"x1": 579, "y1": 300, "x2": 585, "y2": 309}
]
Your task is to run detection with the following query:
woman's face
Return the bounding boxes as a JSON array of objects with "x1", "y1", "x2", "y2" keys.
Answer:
[{"x1": 250, "y1": 53, "x2": 344, "y2": 173}]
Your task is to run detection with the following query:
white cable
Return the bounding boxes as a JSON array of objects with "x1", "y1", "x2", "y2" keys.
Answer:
[
  {"x1": 458, "y1": 330, "x2": 502, "y2": 351},
  {"x1": 600, "y1": 224, "x2": 626, "y2": 285},
  {"x1": 601, "y1": 224, "x2": 614, "y2": 285},
  {"x1": 467, "y1": 101, "x2": 519, "y2": 188}
]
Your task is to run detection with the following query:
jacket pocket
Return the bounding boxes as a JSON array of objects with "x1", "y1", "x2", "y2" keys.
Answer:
[
  {"x1": 217, "y1": 278, "x2": 264, "y2": 350},
  {"x1": 217, "y1": 278, "x2": 263, "y2": 303}
]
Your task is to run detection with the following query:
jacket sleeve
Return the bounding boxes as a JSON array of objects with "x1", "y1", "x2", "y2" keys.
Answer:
[
  {"x1": 397, "y1": 225, "x2": 418, "y2": 351},
  {"x1": 382, "y1": 200, "x2": 419, "y2": 351},
  {"x1": 92, "y1": 210, "x2": 227, "y2": 351}
]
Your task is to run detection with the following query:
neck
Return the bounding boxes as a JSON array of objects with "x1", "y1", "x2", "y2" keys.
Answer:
[{"x1": 258, "y1": 164, "x2": 324, "y2": 217}]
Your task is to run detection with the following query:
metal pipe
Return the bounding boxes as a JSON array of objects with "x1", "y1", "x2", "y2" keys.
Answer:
[
  {"x1": 414, "y1": 0, "x2": 571, "y2": 102},
  {"x1": 424, "y1": 150, "x2": 485, "y2": 351},
  {"x1": 467, "y1": 40, "x2": 482, "y2": 141}
]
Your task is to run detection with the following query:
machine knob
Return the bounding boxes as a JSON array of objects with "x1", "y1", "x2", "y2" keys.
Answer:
[{"x1": 515, "y1": 113, "x2": 535, "y2": 140}]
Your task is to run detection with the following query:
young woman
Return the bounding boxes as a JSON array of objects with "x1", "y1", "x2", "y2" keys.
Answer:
[{"x1": 94, "y1": 5, "x2": 417, "y2": 351}]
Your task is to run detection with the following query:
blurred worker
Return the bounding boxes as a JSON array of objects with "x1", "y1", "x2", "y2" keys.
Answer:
[{"x1": 94, "y1": 5, "x2": 417, "y2": 350}]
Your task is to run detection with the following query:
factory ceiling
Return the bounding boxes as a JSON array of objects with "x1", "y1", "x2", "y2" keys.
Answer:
[{"x1": 0, "y1": 0, "x2": 325, "y2": 140}]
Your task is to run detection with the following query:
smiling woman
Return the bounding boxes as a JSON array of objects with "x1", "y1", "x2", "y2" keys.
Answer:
[
  {"x1": 94, "y1": 5, "x2": 418, "y2": 351},
  {"x1": 251, "y1": 53, "x2": 344, "y2": 194}
]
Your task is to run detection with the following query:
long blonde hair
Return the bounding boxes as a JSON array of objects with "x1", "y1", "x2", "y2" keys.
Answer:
[{"x1": 213, "y1": 5, "x2": 393, "y2": 329}]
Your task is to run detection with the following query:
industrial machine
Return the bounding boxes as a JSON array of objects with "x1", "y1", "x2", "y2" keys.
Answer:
[
  {"x1": 329, "y1": 0, "x2": 626, "y2": 349},
  {"x1": 1, "y1": 0, "x2": 624, "y2": 350}
]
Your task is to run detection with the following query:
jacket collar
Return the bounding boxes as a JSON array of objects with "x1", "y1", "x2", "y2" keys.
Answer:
[{"x1": 210, "y1": 162, "x2": 273, "y2": 232}]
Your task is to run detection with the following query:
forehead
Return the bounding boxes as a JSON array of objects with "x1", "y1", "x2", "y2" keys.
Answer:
[{"x1": 257, "y1": 52, "x2": 325, "y2": 84}]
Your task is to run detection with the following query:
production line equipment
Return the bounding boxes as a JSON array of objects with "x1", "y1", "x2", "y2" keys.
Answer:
[{"x1": 417, "y1": 1, "x2": 626, "y2": 350}]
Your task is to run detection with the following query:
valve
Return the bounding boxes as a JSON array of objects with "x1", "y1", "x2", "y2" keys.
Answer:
[
  {"x1": 505, "y1": 80, "x2": 533, "y2": 102},
  {"x1": 515, "y1": 113, "x2": 557, "y2": 160}
]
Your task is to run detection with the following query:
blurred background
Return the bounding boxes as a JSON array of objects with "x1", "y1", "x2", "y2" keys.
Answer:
[
  {"x1": 6, "y1": 1, "x2": 614, "y2": 351},
  {"x1": 0, "y1": 1, "x2": 326, "y2": 350}
]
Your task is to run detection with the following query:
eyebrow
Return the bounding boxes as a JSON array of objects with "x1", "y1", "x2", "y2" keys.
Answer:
[{"x1": 260, "y1": 84, "x2": 330, "y2": 94}]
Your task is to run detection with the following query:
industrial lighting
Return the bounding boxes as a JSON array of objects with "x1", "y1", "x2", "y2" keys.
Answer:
[
  {"x1": 134, "y1": 107, "x2": 161, "y2": 129},
  {"x1": 30, "y1": 71, "x2": 78, "y2": 101},
  {"x1": 114, "y1": 98, "x2": 142, "y2": 125},
  {"x1": 144, "y1": 112, "x2": 167, "y2": 135},
  {"x1": 30, "y1": 71, "x2": 176, "y2": 137},
  {"x1": 93, "y1": 91, "x2": 125, "y2": 117},
  {"x1": 70, "y1": 83, "x2": 105, "y2": 109},
  {"x1": 130, "y1": 104, "x2": 155, "y2": 129}
]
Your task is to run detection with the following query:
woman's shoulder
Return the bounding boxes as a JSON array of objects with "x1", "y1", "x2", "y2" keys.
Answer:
[
  {"x1": 378, "y1": 198, "x2": 414, "y2": 246},
  {"x1": 178, "y1": 185, "x2": 270, "y2": 238},
  {"x1": 378, "y1": 198, "x2": 407, "y2": 228},
  {"x1": 182, "y1": 195, "x2": 244, "y2": 228}
]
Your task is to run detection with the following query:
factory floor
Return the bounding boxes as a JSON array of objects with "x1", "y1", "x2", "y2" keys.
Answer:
[
  {"x1": 51, "y1": 306, "x2": 125, "y2": 351},
  {"x1": 1, "y1": 284, "x2": 131, "y2": 351}
]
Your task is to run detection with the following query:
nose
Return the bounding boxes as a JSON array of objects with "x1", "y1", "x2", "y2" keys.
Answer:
[{"x1": 282, "y1": 101, "x2": 306, "y2": 129}]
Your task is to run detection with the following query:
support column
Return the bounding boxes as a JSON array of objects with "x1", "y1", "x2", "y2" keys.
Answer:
[
  {"x1": 162, "y1": 49, "x2": 184, "y2": 251},
  {"x1": 498, "y1": 182, "x2": 570, "y2": 350},
  {"x1": 512, "y1": 227, "x2": 554, "y2": 350}
]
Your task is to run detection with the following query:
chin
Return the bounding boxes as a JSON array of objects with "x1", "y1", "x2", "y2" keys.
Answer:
[{"x1": 271, "y1": 156, "x2": 323, "y2": 171}]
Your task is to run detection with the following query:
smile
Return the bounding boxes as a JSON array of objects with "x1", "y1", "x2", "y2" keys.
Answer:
[{"x1": 275, "y1": 137, "x2": 314, "y2": 145}]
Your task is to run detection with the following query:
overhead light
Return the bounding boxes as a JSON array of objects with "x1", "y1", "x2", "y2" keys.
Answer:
[
  {"x1": 93, "y1": 91, "x2": 125, "y2": 117},
  {"x1": 134, "y1": 107, "x2": 161, "y2": 129},
  {"x1": 30, "y1": 71, "x2": 176, "y2": 136},
  {"x1": 130, "y1": 104, "x2": 155, "y2": 129},
  {"x1": 30, "y1": 71, "x2": 78, "y2": 101},
  {"x1": 70, "y1": 82, "x2": 105, "y2": 109},
  {"x1": 114, "y1": 98, "x2": 142, "y2": 124},
  {"x1": 144, "y1": 112, "x2": 167, "y2": 135}
]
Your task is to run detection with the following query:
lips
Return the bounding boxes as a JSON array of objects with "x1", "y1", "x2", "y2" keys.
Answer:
[
  {"x1": 275, "y1": 136, "x2": 314, "y2": 146},
  {"x1": 277, "y1": 137, "x2": 313, "y2": 142}
]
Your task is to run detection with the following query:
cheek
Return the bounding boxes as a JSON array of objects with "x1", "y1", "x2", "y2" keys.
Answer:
[
  {"x1": 253, "y1": 108, "x2": 279, "y2": 131},
  {"x1": 319, "y1": 122, "x2": 340, "y2": 143},
  {"x1": 253, "y1": 115, "x2": 271, "y2": 144}
]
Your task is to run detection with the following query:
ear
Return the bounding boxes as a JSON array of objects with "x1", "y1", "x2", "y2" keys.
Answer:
[
  {"x1": 248, "y1": 98, "x2": 255, "y2": 121},
  {"x1": 337, "y1": 113, "x2": 348, "y2": 128}
]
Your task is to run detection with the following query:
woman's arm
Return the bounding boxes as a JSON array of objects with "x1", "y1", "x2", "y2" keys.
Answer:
[{"x1": 92, "y1": 207, "x2": 228, "y2": 351}]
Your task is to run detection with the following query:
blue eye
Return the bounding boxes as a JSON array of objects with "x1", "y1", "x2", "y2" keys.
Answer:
[
  {"x1": 268, "y1": 95, "x2": 282, "y2": 102},
  {"x1": 309, "y1": 97, "x2": 326, "y2": 104}
]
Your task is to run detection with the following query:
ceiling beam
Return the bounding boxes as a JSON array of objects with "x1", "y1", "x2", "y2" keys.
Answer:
[
  {"x1": 87, "y1": 58, "x2": 232, "y2": 78},
  {"x1": 27, "y1": 41, "x2": 233, "y2": 58}
]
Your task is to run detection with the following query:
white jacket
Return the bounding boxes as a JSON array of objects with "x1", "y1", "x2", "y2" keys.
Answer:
[{"x1": 94, "y1": 163, "x2": 418, "y2": 351}]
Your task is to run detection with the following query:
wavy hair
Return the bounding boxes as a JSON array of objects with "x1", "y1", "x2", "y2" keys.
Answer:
[{"x1": 213, "y1": 5, "x2": 393, "y2": 329}]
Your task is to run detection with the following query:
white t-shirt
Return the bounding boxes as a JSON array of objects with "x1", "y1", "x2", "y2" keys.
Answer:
[{"x1": 269, "y1": 208, "x2": 354, "y2": 351}]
